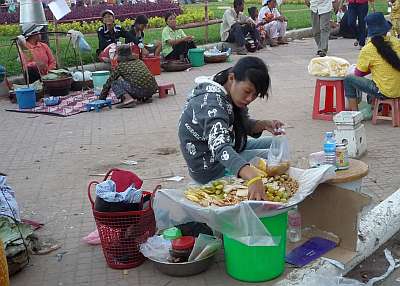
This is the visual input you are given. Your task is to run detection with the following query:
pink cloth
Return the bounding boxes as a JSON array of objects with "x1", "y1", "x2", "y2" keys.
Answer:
[{"x1": 20, "y1": 41, "x2": 56, "y2": 75}]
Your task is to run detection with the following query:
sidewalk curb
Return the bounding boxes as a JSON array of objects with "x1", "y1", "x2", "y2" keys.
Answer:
[{"x1": 276, "y1": 187, "x2": 400, "y2": 285}]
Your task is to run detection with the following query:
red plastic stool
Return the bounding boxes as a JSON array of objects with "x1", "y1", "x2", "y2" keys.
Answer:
[
  {"x1": 158, "y1": 83, "x2": 176, "y2": 98},
  {"x1": 312, "y1": 78, "x2": 345, "y2": 121},
  {"x1": 372, "y1": 98, "x2": 400, "y2": 127}
]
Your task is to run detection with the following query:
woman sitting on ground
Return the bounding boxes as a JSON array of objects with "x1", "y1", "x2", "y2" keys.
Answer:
[
  {"x1": 18, "y1": 24, "x2": 56, "y2": 84},
  {"x1": 178, "y1": 56, "x2": 284, "y2": 201},
  {"x1": 161, "y1": 12, "x2": 196, "y2": 61},
  {"x1": 258, "y1": 0, "x2": 288, "y2": 47},
  {"x1": 126, "y1": 15, "x2": 162, "y2": 56},
  {"x1": 99, "y1": 44, "x2": 158, "y2": 108},
  {"x1": 344, "y1": 12, "x2": 400, "y2": 111},
  {"x1": 248, "y1": 6, "x2": 269, "y2": 47}
]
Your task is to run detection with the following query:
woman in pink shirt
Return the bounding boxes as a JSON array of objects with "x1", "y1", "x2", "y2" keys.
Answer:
[{"x1": 19, "y1": 24, "x2": 57, "y2": 83}]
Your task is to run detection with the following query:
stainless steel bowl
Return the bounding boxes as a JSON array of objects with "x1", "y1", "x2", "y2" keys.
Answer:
[{"x1": 148, "y1": 254, "x2": 216, "y2": 277}]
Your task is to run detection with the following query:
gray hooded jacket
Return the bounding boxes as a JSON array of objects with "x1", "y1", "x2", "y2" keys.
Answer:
[{"x1": 178, "y1": 79, "x2": 260, "y2": 184}]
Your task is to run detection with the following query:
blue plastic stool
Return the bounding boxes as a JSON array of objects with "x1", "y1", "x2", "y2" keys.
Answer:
[{"x1": 86, "y1": 99, "x2": 112, "y2": 112}]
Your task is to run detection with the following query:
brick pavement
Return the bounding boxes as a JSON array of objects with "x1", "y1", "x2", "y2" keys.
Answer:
[{"x1": 1, "y1": 38, "x2": 399, "y2": 286}]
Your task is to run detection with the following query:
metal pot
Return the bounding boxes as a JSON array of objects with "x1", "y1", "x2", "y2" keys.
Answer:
[
  {"x1": 148, "y1": 254, "x2": 216, "y2": 277},
  {"x1": 19, "y1": 0, "x2": 47, "y2": 26}
]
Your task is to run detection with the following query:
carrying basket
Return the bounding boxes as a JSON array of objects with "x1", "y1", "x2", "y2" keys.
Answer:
[{"x1": 87, "y1": 169, "x2": 159, "y2": 269}]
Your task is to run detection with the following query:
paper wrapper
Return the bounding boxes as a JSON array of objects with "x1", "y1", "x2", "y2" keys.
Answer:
[{"x1": 153, "y1": 165, "x2": 335, "y2": 246}]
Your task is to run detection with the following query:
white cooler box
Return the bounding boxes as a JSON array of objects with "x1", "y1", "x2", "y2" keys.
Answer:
[{"x1": 334, "y1": 124, "x2": 367, "y2": 158}]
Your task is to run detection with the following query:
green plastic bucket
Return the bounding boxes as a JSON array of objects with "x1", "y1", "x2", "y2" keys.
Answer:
[
  {"x1": 188, "y1": 48, "x2": 205, "y2": 67},
  {"x1": 223, "y1": 212, "x2": 288, "y2": 282}
]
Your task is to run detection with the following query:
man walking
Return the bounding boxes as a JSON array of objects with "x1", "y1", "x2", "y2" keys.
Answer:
[{"x1": 305, "y1": 0, "x2": 334, "y2": 57}]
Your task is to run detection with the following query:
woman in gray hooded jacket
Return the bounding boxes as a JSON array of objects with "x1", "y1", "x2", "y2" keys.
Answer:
[{"x1": 178, "y1": 56, "x2": 284, "y2": 201}]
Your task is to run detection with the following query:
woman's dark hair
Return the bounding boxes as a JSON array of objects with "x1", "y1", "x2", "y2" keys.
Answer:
[
  {"x1": 248, "y1": 7, "x2": 258, "y2": 19},
  {"x1": 371, "y1": 36, "x2": 400, "y2": 72},
  {"x1": 164, "y1": 12, "x2": 175, "y2": 23},
  {"x1": 233, "y1": 0, "x2": 244, "y2": 9},
  {"x1": 135, "y1": 15, "x2": 148, "y2": 26},
  {"x1": 213, "y1": 57, "x2": 270, "y2": 152}
]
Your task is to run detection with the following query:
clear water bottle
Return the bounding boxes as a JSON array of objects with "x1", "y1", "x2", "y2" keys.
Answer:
[
  {"x1": 323, "y1": 131, "x2": 336, "y2": 166},
  {"x1": 288, "y1": 206, "x2": 301, "y2": 243}
]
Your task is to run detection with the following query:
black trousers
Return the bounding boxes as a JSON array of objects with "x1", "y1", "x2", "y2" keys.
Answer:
[
  {"x1": 227, "y1": 22, "x2": 260, "y2": 47},
  {"x1": 24, "y1": 66, "x2": 41, "y2": 84},
  {"x1": 165, "y1": 40, "x2": 196, "y2": 60}
]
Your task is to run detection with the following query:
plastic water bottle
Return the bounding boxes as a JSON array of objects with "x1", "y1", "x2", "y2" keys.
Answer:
[
  {"x1": 323, "y1": 131, "x2": 336, "y2": 166},
  {"x1": 288, "y1": 206, "x2": 302, "y2": 243}
]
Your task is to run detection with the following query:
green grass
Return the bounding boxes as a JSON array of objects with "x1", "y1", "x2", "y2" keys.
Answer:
[{"x1": 0, "y1": 0, "x2": 389, "y2": 76}]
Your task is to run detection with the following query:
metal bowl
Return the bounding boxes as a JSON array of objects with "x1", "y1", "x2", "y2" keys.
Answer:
[{"x1": 148, "y1": 254, "x2": 216, "y2": 277}]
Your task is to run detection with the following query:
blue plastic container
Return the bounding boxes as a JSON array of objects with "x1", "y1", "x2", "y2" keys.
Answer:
[{"x1": 15, "y1": 87, "x2": 36, "y2": 109}]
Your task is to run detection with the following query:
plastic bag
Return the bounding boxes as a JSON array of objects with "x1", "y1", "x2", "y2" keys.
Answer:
[
  {"x1": 153, "y1": 165, "x2": 335, "y2": 246},
  {"x1": 308, "y1": 56, "x2": 350, "y2": 77},
  {"x1": 268, "y1": 134, "x2": 290, "y2": 166},
  {"x1": 188, "y1": 234, "x2": 222, "y2": 261},
  {"x1": 0, "y1": 176, "x2": 20, "y2": 222},
  {"x1": 82, "y1": 229, "x2": 101, "y2": 245},
  {"x1": 95, "y1": 180, "x2": 143, "y2": 204},
  {"x1": 140, "y1": 235, "x2": 171, "y2": 262}
]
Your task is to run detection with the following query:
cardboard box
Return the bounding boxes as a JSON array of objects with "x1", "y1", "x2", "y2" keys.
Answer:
[{"x1": 297, "y1": 183, "x2": 371, "y2": 264}]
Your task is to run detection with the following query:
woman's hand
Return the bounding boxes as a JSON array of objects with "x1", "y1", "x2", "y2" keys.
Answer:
[
  {"x1": 248, "y1": 179, "x2": 266, "y2": 201},
  {"x1": 238, "y1": 165, "x2": 266, "y2": 201}
]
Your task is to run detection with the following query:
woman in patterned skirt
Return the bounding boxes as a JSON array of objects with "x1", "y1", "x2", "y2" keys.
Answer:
[{"x1": 99, "y1": 44, "x2": 158, "y2": 108}]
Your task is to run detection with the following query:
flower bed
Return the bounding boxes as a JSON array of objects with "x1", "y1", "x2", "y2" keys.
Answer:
[{"x1": 0, "y1": 1, "x2": 181, "y2": 24}]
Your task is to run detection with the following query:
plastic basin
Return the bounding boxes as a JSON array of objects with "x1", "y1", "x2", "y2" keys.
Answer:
[
  {"x1": 223, "y1": 212, "x2": 288, "y2": 282},
  {"x1": 92, "y1": 71, "x2": 110, "y2": 96}
]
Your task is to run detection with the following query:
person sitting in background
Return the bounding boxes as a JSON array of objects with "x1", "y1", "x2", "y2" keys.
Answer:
[
  {"x1": 97, "y1": 9, "x2": 128, "y2": 55},
  {"x1": 99, "y1": 45, "x2": 158, "y2": 108},
  {"x1": 390, "y1": 0, "x2": 400, "y2": 38},
  {"x1": 220, "y1": 0, "x2": 260, "y2": 55},
  {"x1": 344, "y1": 13, "x2": 400, "y2": 111},
  {"x1": 18, "y1": 24, "x2": 56, "y2": 84},
  {"x1": 161, "y1": 12, "x2": 196, "y2": 61},
  {"x1": 258, "y1": 0, "x2": 288, "y2": 46},
  {"x1": 126, "y1": 15, "x2": 162, "y2": 56},
  {"x1": 248, "y1": 6, "x2": 269, "y2": 47}
]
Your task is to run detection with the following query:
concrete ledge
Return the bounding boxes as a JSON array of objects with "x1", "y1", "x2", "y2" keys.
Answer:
[{"x1": 200, "y1": 27, "x2": 313, "y2": 51}]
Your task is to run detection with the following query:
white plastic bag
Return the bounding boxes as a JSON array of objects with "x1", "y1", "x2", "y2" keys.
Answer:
[
  {"x1": 308, "y1": 56, "x2": 350, "y2": 77},
  {"x1": 0, "y1": 175, "x2": 20, "y2": 221},
  {"x1": 139, "y1": 235, "x2": 171, "y2": 262},
  {"x1": 153, "y1": 166, "x2": 335, "y2": 246},
  {"x1": 188, "y1": 234, "x2": 222, "y2": 261},
  {"x1": 268, "y1": 134, "x2": 290, "y2": 166}
]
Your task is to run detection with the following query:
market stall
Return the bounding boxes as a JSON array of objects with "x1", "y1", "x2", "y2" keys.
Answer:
[{"x1": 152, "y1": 159, "x2": 372, "y2": 282}]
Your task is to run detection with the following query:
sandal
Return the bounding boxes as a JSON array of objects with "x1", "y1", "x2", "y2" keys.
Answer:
[{"x1": 116, "y1": 101, "x2": 137, "y2": 109}]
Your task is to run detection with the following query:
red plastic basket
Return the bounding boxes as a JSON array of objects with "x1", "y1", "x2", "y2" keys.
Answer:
[{"x1": 88, "y1": 169, "x2": 159, "y2": 269}]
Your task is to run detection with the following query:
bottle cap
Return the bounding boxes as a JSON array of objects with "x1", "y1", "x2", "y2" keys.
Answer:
[{"x1": 172, "y1": 236, "x2": 195, "y2": 250}]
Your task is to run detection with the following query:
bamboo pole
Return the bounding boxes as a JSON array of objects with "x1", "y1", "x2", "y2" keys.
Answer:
[
  {"x1": 54, "y1": 17, "x2": 62, "y2": 67},
  {"x1": 204, "y1": 0, "x2": 209, "y2": 44}
]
